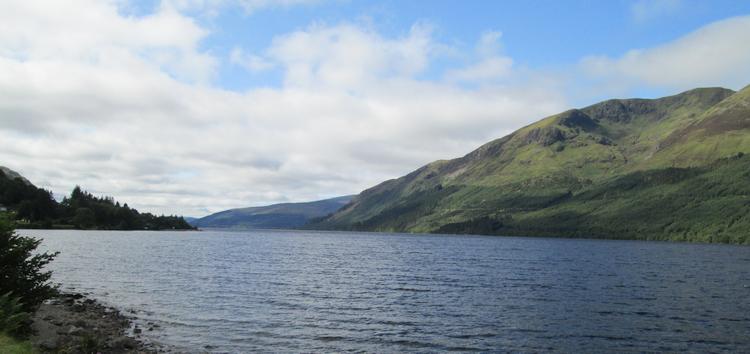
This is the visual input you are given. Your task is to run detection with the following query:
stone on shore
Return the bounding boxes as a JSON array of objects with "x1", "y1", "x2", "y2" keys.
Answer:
[
  {"x1": 29, "y1": 292, "x2": 162, "y2": 353},
  {"x1": 111, "y1": 336, "x2": 139, "y2": 349}
]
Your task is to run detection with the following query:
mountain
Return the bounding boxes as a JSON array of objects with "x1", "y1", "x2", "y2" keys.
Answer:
[
  {"x1": 313, "y1": 85, "x2": 750, "y2": 244},
  {"x1": 193, "y1": 195, "x2": 354, "y2": 229},
  {"x1": 183, "y1": 216, "x2": 199, "y2": 224}
]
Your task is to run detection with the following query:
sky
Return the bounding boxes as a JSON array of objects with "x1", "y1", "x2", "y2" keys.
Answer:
[{"x1": 1, "y1": 0, "x2": 750, "y2": 217}]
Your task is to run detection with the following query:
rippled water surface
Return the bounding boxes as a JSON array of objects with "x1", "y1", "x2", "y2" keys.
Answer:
[{"x1": 26, "y1": 229, "x2": 750, "y2": 353}]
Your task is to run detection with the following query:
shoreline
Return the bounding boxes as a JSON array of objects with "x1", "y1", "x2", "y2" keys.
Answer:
[{"x1": 30, "y1": 292, "x2": 166, "y2": 353}]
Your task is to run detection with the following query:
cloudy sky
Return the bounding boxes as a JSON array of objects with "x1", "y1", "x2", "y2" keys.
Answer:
[{"x1": 1, "y1": 0, "x2": 749, "y2": 217}]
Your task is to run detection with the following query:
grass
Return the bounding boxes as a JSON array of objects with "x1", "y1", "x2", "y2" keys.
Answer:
[
  {"x1": 0, "y1": 333, "x2": 35, "y2": 354},
  {"x1": 434, "y1": 155, "x2": 750, "y2": 244}
]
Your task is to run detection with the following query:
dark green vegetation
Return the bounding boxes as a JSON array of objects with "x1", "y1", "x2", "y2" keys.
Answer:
[
  {"x1": 314, "y1": 85, "x2": 750, "y2": 244},
  {"x1": 0, "y1": 216, "x2": 57, "y2": 314},
  {"x1": 0, "y1": 293, "x2": 31, "y2": 337},
  {"x1": 1, "y1": 215, "x2": 57, "y2": 341},
  {"x1": 194, "y1": 195, "x2": 353, "y2": 229},
  {"x1": 0, "y1": 168, "x2": 194, "y2": 230},
  {"x1": 60, "y1": 186, "x2": 194, "y2": 230}
]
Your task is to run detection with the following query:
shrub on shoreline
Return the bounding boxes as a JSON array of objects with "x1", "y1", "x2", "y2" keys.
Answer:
[{"x1": 0, "y1": 213, "x2": 58, "y2": 335}]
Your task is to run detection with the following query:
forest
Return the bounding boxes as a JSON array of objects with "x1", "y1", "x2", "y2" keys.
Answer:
[{"x1": 0, "y1": 170, "x2": 194, "y2": 230}]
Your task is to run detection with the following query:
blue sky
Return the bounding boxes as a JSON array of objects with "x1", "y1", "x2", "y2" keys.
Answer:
[
  {"x1": 1, "y1": 0, "x2": 750, "y2": 216},
  {"x1": 129, "y1": 0, "x2": 750, "y2": 97}
]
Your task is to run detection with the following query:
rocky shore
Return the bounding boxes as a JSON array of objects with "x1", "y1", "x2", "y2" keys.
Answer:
[{"x1": 29, "y1": 292, "x2": 165, "y2": 353}]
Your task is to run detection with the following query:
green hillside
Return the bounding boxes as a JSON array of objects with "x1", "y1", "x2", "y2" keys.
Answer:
[{"x1": 312, "y1": 85, "x2": 750, "y2": 244}]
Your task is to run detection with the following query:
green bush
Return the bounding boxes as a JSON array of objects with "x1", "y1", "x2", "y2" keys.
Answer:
[{"x1": 0, "y1": 213, "x2": 58, "y2": 315}]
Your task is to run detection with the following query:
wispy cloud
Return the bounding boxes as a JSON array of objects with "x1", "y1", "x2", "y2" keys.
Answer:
[
  {"x1": 631, "y1": 0, "x2": 683, "y2": 22},
  {"x1": 164, "y1": 0, "x2": 322, "y2": 15},
  {"x1": 445, "y1": 31, "x2": 514, "y2": 83},
  {"x1": 230, "y1": 47, "x2": 275, "y2": 72}
]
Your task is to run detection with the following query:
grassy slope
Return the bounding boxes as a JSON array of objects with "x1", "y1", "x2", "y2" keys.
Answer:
[
  {"x1": 314, "y1": 86, "x2": 750, "y2": 243},
  {"x1": 438, "y1": 155, "x2": 750, "y2": 244},
  {"x1": 0, "y1": 334, "x2": 34, "y2": 354}
]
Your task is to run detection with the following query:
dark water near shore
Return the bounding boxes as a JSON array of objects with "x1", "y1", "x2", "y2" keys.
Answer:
[{"x1": 26, "y1": 229, "x2": 750, "y2": 353}]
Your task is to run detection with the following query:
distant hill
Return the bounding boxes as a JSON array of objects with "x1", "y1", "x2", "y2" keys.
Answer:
[
  {"x1": 0, "y1": 166, "x2": 57, "y2": 221},
  {"x1": 312, "y1": 85, "x2": 750, "y2": 244},
  {"x1": 193, "y1": 196, "x2": 354, "y2": 229},
  {"x1": 0, "y1": 167, "x2": 194, "y2": 230},
  {"x1": 0, "y1": 166, "x2": 31, "y2": 186}
]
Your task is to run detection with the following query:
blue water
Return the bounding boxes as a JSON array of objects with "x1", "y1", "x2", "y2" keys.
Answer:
[{"x1": 26, "y1": 229, "x2": 750, "y2": 353}]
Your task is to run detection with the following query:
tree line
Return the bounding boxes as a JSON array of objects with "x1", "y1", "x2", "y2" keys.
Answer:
[{"x1": 0, "y1": 170, "x2": 194, "y2": 230}]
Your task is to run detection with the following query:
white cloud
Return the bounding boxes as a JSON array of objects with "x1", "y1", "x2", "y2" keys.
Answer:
[
  {"x1": 445, "y1": 31, "x2": 513, "y2": 83},
  {"x1": 631, "y1": 0, "x2": 683, "y2": 22},
  {"x1": 0, "y1": 1, "x2": 569, "y2": 217},
  {"x1": 235, "y1": 0, "x2": 321, "y2": 13},
  {"x1": 581, "y1": 15, "x2": 750, "y2": 92},
  {"x1": 230, "y1": 47, "x2": 275, "y2": 72},
  {"x1": 445, "y1": 57, "x2": 514, "y2": 83},
  {"x1": 0, "y1": 0, "x2": 216, "y2": 83},
  {"x1": 265, "y1": 22, "x2": 435, "y2": 88},
  {"x1": 477, "y1": 31, "x2": 503, "y2": 58}
]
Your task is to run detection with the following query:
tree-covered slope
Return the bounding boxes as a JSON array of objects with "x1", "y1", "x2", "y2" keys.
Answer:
[
  {"x1": 0, "y1": 167, "x2": 31, "y2": 185},
  {"x1": 0, "y1": 167, "x2": 194, "y2": 230},
  {"x1": 194, "y1": 195, "x2": 353, "y2": 229},
  {"x1": 312, "y1": 85, "x2": 750, "y2": 243}
]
